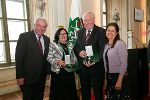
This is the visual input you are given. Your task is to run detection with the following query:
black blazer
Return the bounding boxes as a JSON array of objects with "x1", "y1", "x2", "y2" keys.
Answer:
[
  {"x1": 148, "y1": 40, "x2": 150, "y2": 63},
  {"x1": 15, "y1": 30, "x2": 50, "y2": 84},
  {"x1": 73, "y1": 25, "x2": 106, "y2": 68}
]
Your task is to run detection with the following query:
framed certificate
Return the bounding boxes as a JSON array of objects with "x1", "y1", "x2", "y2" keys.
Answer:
[
  {"x1": 65, "y1": 55, "x2": 70, "y2": 64},
  {"x1": 134, "y1": 8, "x2": 144, "y2": 21},
  {"x1": 85, "y1": 45, "x2": 93, "y2": 56}
]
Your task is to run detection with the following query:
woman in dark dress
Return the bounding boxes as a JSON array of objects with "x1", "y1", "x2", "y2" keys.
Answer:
[{"x1": 47, "y1": 28, "x2": 78, "y2": 100}]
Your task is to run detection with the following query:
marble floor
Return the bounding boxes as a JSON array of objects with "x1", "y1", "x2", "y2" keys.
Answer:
[
  {"x1": 0, "y1": 86, "x2": 50, "y2": 100},
  {"x1": 0, "y1": 86, "x2": 149, "y2": 100}
]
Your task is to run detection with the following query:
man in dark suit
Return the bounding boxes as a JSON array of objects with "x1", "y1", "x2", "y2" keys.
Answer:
[
  {"x1": 148, "y1": 40, "x2": 150, "y2": 68},
  {"x1": 73, "y1": 11, "x2": 106, "y2": 100},
  {"x1": 15, "y1": 17, "x2": 51, "y2": 100}
]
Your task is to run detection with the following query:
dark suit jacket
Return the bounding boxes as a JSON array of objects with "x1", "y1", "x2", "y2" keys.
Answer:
[
  {"x1": 148, "y1": 40, "x2": 150, "y2": 63},
  {"x1": 73, "y1": 25, "x2": 106, "y2": 68},
  {"x1": 15, "y1": 30, "x2": 50, "y2": 84}
]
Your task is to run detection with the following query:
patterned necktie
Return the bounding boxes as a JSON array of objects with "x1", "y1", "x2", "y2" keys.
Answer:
[
  {"x1": 86, "y1": 30, "x2": 91, "y2": 41},
  {"x1": 38, "y1": 36, "x2": 43, "y2": 55}
]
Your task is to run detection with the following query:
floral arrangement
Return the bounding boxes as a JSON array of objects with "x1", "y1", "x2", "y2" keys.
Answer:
[{"x1": 112, "y1": 9, "x2": 120, "y2": 23}]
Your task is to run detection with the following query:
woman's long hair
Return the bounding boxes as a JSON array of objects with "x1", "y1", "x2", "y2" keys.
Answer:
[{"x1": 106, "y1": 22, "x2": 120, "y2": 48}]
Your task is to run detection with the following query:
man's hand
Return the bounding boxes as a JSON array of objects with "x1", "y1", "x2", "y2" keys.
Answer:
[
  {"x1": 17, "y1": 78, "x2": 24, "y2": 85},
  {"x1": 148, "y1": 63, "x2": 150, "y2": 68},
  {"x1": 79, "y1": 50, "x2": 87, "y2": 58},
  {"x1": 46, "y1": 74, "x2": 50, "y2": 80},
  {"x1": 83, "y1": 62, "x2": 95, "y2": 68}
]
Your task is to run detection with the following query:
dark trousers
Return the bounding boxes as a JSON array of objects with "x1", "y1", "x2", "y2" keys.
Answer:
[
  {"x1": 49, "y1": 69, "x2": 78, "y2": 100},
  {"x1": 20, "y1": 77, "x2": 46, "y2": 100},
  {"x1": 79, "y1": 63, "x2": 105, "y2": 100}
]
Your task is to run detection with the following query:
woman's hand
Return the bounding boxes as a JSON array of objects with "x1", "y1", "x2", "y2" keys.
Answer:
[
  {"x1": 115, "y1": 74, "x2": 123, "y2": 90},
  {"x1": 72, "y1": 60, "x2": 77, "y2": 64},
  {"x1": 55, "y1": 60, "x2": 66, "y2": 68},
  {"x1": 115, "y1": 79, "x2": 122, "y2": 90}
]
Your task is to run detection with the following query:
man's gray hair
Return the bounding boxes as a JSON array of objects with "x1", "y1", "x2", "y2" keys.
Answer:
[
  {"x1": 34, "y1": 17, "x2": 48, "y2": 26},
  {"x1": 82, "y1": 11, "x2": 95, "y2": 20}
]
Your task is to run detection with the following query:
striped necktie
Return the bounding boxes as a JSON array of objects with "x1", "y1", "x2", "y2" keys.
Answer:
[
  {"x1": 86, "y1": 30, "x2": 91, "y2": 41},
  {"x1": 37, "y1": 36, "x2": 43, "y2": 55}
]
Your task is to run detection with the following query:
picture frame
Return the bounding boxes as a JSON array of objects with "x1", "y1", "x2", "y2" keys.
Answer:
[{"x1": 134, "y1": 8, "x2": 144, "y2": 21}]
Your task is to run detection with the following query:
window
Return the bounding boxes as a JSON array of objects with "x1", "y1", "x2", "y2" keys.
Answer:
[
  {"x1": 102, "y1": 0, "x2": 107, "y2": 28},
  {"x1": 0, "y1": 0, "x2": 29, "y2": 66}
]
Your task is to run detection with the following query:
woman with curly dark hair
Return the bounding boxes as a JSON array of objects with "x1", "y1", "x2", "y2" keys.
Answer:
[{"x1": 47, "y1": 28, "x2": 78, "y2": 100}]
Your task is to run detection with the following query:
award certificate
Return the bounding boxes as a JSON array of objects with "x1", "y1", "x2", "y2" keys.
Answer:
[
  {"x1": 85, "y1": 45, "x2": 93, "y2": 56},
  {"x1": 65, "y1": 55, "x2": 70, "y2": 64}
]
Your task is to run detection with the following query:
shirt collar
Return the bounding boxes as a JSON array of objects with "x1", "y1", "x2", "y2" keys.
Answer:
[
  {"x1": 86, "y1": 28, "x2": 93, "y2": 33},
  {"x1": 35, "y1": 33, "x2": 43, "y2": 39}
]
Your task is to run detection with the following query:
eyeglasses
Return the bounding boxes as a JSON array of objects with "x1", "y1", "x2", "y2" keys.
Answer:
[{"x1": 59, "y1": 33, "x2": 67, "y2": 35}]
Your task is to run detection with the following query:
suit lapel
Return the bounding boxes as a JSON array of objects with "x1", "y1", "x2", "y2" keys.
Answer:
[
  {"x1": 82, "y1": 29, "x2": 87, "y2": 44},
  {"x1": 30, "y1": 31, "x2": 38, "y2": 47},
  {"x1": 90, "y1": 25, "x2": 97, "y2": 39},
  {"x1": 43, "y1": 35, "x2": 48, "y2": 56},
  {"x1": 29, "y1": 31, "x2": 43, "y2": 57}
]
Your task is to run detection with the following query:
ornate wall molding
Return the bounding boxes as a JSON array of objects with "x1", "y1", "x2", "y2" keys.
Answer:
[
  {"x1": 112, "y1": 9, "x2": 120, "y2": 23},
  {"x1": 36, "y1": 0, "x2": 46, "y2": 17}
]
